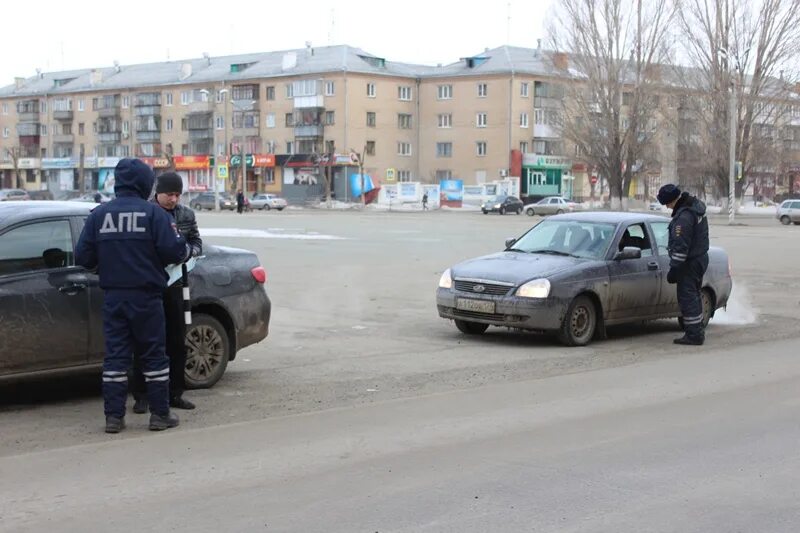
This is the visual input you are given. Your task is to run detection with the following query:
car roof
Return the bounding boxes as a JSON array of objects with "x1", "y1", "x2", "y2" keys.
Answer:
[
  {"x1": 547, "y1": 211, "x2": 669, "y2": 224},
  {"x1": 0, "y1": 201, "x2": 93, "y2": 228}
]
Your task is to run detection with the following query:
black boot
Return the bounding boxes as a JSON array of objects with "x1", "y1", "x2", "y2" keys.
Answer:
[
  {"x1": 105, "y1": 416, "x2": 126, "y2": 434},
  {"x1": 170, "y1": 396, "x2": 196, "y2": 410},
  {"x1": 149, "y1": 411, "x2": 180, "y2": 431},
  {"x1": 673, "y1": 335, "x2": 704, "y2": 346},
  {"x1": 132, "y1": 396, "x2": 148, "y2": 414}
]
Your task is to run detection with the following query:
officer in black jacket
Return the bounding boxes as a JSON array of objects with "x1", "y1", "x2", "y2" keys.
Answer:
[
  {"x1": 131, "y1": 172, "x2": 202, "y2": 413},
  {"x1": 76, "y1": 159, "x2": 189, "y2": 433},
  {"x1": 657, "y1": 184, "x2": 710, "y2": 345}
]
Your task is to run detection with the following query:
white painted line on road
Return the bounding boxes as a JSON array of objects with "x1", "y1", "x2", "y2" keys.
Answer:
[{"x1": 201, "y1": 228, "x2": 346, "y2": 240}]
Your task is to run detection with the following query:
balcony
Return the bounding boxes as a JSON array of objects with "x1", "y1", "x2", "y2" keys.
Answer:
[
  {"x1": 136, "y1": 131, "x2": 161, "y2": 142},
  {"x1": 53, "y1": 110, "x2": 74, "y2": 121},
  {"x1": 135, "y1": 105, "x2": 161, "y2": 117},
  {"x1": 53, "y1": 133, "x2": 74, "y2": 144},
  {"x1": 294, "y1": 95, "x2": 325, "y2": 109},
  {"x1": 231, "y1": 99, "x2": 258, "y2": 112},
  {"x1": 188, "y1": 101, "x2": 214, "y2": 114},
  {"x1": 188, "y1": 129, "x2": 213, "y2": 141},
  {"x1": 233, "y1": 126, "x2": 260, "y2": 137},
  {"x1": 294, "y1": 124, "x2": 324, "y2": 138},
  {"x1": 97, "y1": 106, "x2": 121, "y2": 118},
  {"x1": 98, "y1": 132, "x2": 121, "y2": 143},
  {"x1": 534, "y1": 123, "x2": 559, "y2": 138},
  {"x1": 18, "y1": 111, "x2": 40, "y2": 122},
  {"x1": 16, "y1": 123, "x2": 40, "y2": 136}
]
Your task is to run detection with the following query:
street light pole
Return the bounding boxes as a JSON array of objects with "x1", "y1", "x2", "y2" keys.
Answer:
[{"x1": 728, "y1": 78, "x2": 736, "y2": 224}]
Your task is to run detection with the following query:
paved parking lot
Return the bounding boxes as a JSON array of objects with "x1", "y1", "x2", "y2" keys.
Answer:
[{"x1": 1, "y1": 208, "x2": 798, "y2": 456}]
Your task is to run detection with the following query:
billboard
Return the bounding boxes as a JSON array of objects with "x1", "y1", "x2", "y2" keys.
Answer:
[
  {"x1": 439, "y1": 179, "x2": 464, "y2": 208},
  {"x1": 349, "y1": 173, "x2": 376, "y2": 197}
]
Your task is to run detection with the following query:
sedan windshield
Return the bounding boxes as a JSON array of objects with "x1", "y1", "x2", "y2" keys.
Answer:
[
  {"x1": 490, "y1": 196, "x2": 508, "y2": 203},
  {"x1": 509, "y1": 219, "x2": 616, "y2": 259}
]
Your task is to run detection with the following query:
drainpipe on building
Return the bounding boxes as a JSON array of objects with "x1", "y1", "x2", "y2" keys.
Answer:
[
  {"x1": 415, "y1": 77, "x2": 421, "y2": 182},
  {"x1": 343, "y1": 66, "x2": 349, "y2": 200}
]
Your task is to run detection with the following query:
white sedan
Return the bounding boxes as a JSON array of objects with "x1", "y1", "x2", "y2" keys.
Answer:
[
  {"x1": 250, "y1": 194, "x2": 288, "y2": 211},
  {"x1": 525, "y1": 196, "x2": 578, "y2": 216}
]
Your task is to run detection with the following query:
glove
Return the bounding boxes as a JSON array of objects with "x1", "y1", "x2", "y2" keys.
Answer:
[{"x1": 667, "y1": 267, "x2": 679, "y2": 284}]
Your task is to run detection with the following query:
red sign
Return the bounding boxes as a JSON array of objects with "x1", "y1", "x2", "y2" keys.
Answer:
[
  {"x1": 590, "y1": 175, "x2": 598, "y2": 184},
  {"x1": 174, "y1": 156, "x2": 210, "y2": 170},
  {"x1": 254, "y1": 154, "x2": 275, "y2": 167},
  {"x1": 140, "y1": 157, "x2": 171, "y2": 169}
]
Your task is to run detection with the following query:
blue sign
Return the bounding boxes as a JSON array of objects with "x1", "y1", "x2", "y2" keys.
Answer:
[
  {"x1": 439, "y1": 179, "x2": 464, "y2": 207},
  {"x1": 349, "y1": 173, "x2": 375, "y2": 197}
]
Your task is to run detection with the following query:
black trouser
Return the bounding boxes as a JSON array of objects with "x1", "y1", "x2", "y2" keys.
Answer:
[
  {"x1": 676, "y1": 254, "x2": 709, "y2": 340},
  {"x1": 237, "y1": 203, "x2": 244, "y2": 213},
  {"x1": 132, "y1": 284, "x2": 186, "y2": 400}
]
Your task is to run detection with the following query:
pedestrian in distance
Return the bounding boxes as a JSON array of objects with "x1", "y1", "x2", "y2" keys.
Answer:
[
  {"x1": 422, "y1": 192, "x2": 429, "y2": 210},
  {"x1": 657, "y1": 184, "x2": 710, "y2": 346},
  {"x1": 131, "y1": 172, "x2": 201, "y2": 414},
  {"x1": 75, "y1": 158, "x2": 190, "y2": 434},
  {"x1": 236, "y1": 189, "x2": 245, "y2": 214}
]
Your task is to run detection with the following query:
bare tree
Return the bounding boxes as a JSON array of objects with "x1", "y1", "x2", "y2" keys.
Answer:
[
  {"x1": 549, "y1": 0, "x2": 676, "y2": 209},
  {"x1": 675, "y1": 0, "x2": 800, "y2": 204},
  {"x1": 7, "y1": 146, "x2": 22, "y2": 189}
]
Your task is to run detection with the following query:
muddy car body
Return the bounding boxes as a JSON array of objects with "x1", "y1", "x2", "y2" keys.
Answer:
[
  {"x1": 0, "y1": 201, "x2": 270, "y2": 387},
  {"x1": 437, "y1": 212, "x2": 732, "y2": 345}
]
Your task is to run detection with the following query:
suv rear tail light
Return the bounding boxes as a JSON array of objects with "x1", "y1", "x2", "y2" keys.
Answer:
[{"x1": 251, "y1": 266, "x2": 267, "y2": 284}]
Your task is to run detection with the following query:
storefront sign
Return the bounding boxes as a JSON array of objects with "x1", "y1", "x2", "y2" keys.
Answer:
[
  {"x1": 140, "y1": 157, "x2": 171, "y2": 168},
  {"x1": 97, "y1": 157, "x2": 121, "y2": 168},
  {"x1": 522, "y1": 154, "x2": 571, "y2": 169},
  {"x1": 254, "y1": 154, "x2": 275, "y2": 167},
  {"x1": 42, "y1": 158, "x2": 74, "y2": 169},
  {"x1": 18, "y1": 158, "x2": 40, "y2": 169},
  {"x1": 229, "y1": 154, "x2": 274, "y2": 167},
  {"x1": 174, "y1": 155, "x2": 210, "y2": 170}
]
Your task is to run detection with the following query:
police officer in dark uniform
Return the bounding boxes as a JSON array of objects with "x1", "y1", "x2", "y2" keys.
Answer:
[
  {"x1": 76, "y1": 158, "x2": 190, "y2": 433},
  {"x1": 131, "y1": 172, "x2": 201, "y2": 413},
  {"x1": 657, "y1": 184, "x2": 710, "y2": 345}
]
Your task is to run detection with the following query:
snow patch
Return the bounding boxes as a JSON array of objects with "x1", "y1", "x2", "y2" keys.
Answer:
[{"x1": 201, "y1": 228, "x2": 345, "y2": 240}]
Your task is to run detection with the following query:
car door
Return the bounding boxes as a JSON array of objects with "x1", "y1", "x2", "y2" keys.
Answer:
[
  {"x1": 649, "y1": 219, "x2": 679, "y2": 314},
  {"x1": 0, "y1": 218, "x2": 91, "y2": 375},
  {"x1": 605, "y1": 222, "x2": 662, "y2": 321},
  {"x1": 70, "y1": 216, "x2": 106, "y2": 364},
  {"x1": 793, "y1": 201, "x2": 800, "y2": 222}
]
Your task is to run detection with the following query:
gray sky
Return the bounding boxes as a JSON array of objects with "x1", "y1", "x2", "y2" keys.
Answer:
[{"x1": 2, "y1": 0, "x2": 556, "y2": 86}]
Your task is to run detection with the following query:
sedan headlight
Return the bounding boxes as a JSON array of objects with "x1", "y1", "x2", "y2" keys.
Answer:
[
  {"x1": 516, "y1": 278, "x2": 551, "y2": 298},
  {"x1": 438, "y1": 268, "x2": 453, "y2": 289},
  {"x1": 494, "y1": 203, "x2": 502, "y2": 209}
]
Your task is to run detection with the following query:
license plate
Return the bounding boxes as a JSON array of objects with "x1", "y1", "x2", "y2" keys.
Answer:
[{"x1": 456, "y1": 298, "x2": 495, "y2": 314}]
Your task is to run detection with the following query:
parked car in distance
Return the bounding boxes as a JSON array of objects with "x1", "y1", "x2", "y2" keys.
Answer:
[
  {"x1": 0, "y1": 189, "x2": 30, "y2": 202},
  {"x1": 481, "y1": 195, "x2": 524, "y2": 215},
  {"x1": 436, "y1": 212, "x2": 732, "y2": 346},
  {"x1": 250, "y1": 193, "x2": 288, "y2": 211},
  {"x1": 192, "y1": 192, "x2": 236, "y2": 211},
  {"x1": 777, "y1": 199, "x2": 800, "y2": 225},
  {"x1": 0, "y1": 201, "x2": 271, "y2": 388},
  {"x1": 525, "y1": 196, "x2": 578, "y2": 216},
  {"x1": 68, "y1": 191, "x2": 113, "y2": 204}
]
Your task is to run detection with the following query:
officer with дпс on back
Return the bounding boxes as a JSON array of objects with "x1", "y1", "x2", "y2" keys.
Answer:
[
  {"x1": 76, "y1": 158, "x2": 190, "y2": 434},
  {"x1": 656, "y1": 184, "x2": 710, "y2": 346}
]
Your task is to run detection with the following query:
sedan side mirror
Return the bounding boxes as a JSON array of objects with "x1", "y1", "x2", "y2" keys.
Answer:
[
  {"x1": 614, "y1": 246, "x2": 642, "y2": 260},
  {"x1": 505, "y1": 237, "x2": 517, "y2": 249}
]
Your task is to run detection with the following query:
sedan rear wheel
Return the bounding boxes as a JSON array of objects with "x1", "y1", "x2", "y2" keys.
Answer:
[
  {"x1": 780, "y1": 215, "x2": 791, "y2": 225},
  {"x1": 192, "y1": 203, "x2": 202, "y2": 211},
  {"x1": 184, "y1": 313, "x2": 230, "y2": 389},
  {"x1": 455, "y1": 320, "x2": 489, "y2": 335},
  {"x1": 557, "y1": 295, "x2": 597, "y2": 346},
  {"x1": 556, "y1": 209, "x2": 565, "y2": 215},
  {"x1": 526, "y1": 207, "x2": 535, "y2": 216},
  {"x1": 678, "y1": 288, "x2": 713, "y2": 330}
]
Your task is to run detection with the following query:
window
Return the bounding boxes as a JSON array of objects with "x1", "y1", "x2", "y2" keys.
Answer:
[
  {"x1": 216, "y1": 116, "x2": 225, "y2": 130},
  {"x1": 437, "y1": 85, "x2": 453, "y2": 100},
  {"x1": 477, "y1": 83, "x2": 487, "y2": 97},
  {"x1": 398, "y1": 86, "x2": 412, "y2": 101},
  {"x1": 0, "y1": 220, "x2": 74, "y2": 276},
  {"x1": 435, "y1": 170, "x2": 452, "y2": 180},
  {"x1": 122, "y1": 96, "x2": 129, "y2": 109},
  {"x1": 62, "y1": 123, "x2": 72, "y2": 135},
  {"x1": 165, "y1": 93, "x2": 173, "y2": 106},
  {"x1": 286, "y1": 141, "x2": 294, "y2": 154},
  {"x1": 78, "y1": 99, "x2": 85, "y2": 111},
  {"x1": 285, "y1": 113, "x2": 294, "y2": 127},
  {"x1": 122, "y1": 121, "x2": 129, "y2": 134},
  {"x1": 2, "y1": 127, "x2": 8, "y2": 138},
  {"x1": 520, "y1": 141, "x2": 528, "y2": 153},
  {"x1": 266, "y1": 113, "x2": 276, "y2": 128},
  {"x1": 521, "y1": 82, "x2": 530, "y2": 97},
  {"x1": 534, "y1": 108, "x2": 544, "y2": 124},
  {"x1": 398, "y1": 142, "x2": 412, "y2": 156},
  {"x1": 436, "y1": 142, "x2": 453, "y2": 157},
  {"x1": 398, "y1": 170, "x2": 412, "y2": 182},
  {"x1": 181, "y1": 144, "x2": 189, "y2": 156},
  {"x1": 286, "y1": 84, "x2": 294, "y2": 98},
  {"x1": 476, "y1": 112, "x2": 487, "y2": 128},
  {"x1": 438, "y1": 114, "x2": 452, "y2": 128},
  {"x1": 476, "y1": 141, "x2": 487, "y2": 156},
  {"x1": 650, "y1": 221, "x2": 669, "y2": 255},
  {"x1": 2, "y1": 103, "x2": 8, "y2": 114},
  {"x1": 264, "y1": 168, "x2": 275, "y2": 184},
  {"x1": 215, "y1": 90, "x2": 225, "y2": 103},
  {"x1": 520, "y1": 112, "x2": 529, "y2": 128},
  {"x1": 325, "y1": 111, "x2": 335, "y2": 125},
  {"x1": 166, "y1": 119, "x2": 173, "y2": 131},
  {"x1": 619, "y1": 223, "x2": 653, "y2": 257},
  {"x1": 398, "y1": 113, "x2": 412, "y2": 129},
  {"x1": 40, "y1": 100, "x2": 47, "y2": 113},
  {"x1": 181, "y1": 91, "x2": 190, "y2": 105},
  {"x1": 367, "y1": 112, "x2": 376, "y2": 127},
  {"x1": 366, "y1": 141, "x2": 376, "y2": 156},
  {"x1": 367, "y1": 83, "x2": 376, "y2": 97},
  {"x1": 325, "y1": 140, "x2": 335, "y2": 153},
  {"x1": 41, "y1": 125, "x2": 47, "y2": 136},
  {"x1": 325, "y1": 81, "x2": 335, "y2": 96},
  {"x1": 622, "y1": 92, "x2": 633, "y2": 106}
]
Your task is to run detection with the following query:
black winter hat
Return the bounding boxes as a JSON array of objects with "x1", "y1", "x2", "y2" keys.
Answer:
[
  {"x1": 657, "y1": 184, "x2": 681, "y2": 205},
  {"x1": 156, "y1": 172, "x2": 183, "y2": 194}
]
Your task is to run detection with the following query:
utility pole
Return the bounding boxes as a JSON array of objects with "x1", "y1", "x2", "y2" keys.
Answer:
[{"x1": 728, "y1": 76, "x2": 736, "y2": 224}]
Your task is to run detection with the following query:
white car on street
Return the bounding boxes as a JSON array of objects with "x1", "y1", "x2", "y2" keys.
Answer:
[{"x1": 250, "y1": 194, "x2": 288, "y2": 211}]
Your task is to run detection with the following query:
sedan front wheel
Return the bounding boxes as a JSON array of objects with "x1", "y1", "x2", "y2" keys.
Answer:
[
  {"x1": 557, "y1": 295, "x2": 597, "y2": 346},
  {"x1": 184, "y1": 313, "x2": 230, "y2": 389},
  {"x1": 455, "y1": 320, "x2": 489, "y2": 335}
]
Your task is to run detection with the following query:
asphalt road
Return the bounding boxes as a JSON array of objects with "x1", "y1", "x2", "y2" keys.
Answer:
[{"x1": 1, "y1": 208, "x2": 799, "y2": 532}]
